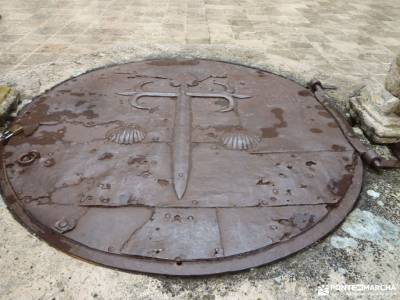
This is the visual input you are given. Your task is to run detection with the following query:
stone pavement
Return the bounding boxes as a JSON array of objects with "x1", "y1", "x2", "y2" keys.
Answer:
[
  {"x1": 0, "y1": 0, "x2": 399, "y2": 299},
  {"x1": 1, "y1": 0, "x2": 399, "y2": 85}
]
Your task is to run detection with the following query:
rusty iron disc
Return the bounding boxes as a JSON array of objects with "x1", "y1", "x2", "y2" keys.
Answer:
[{"x1": 0, "y1": 59, "x2": 363, "y2": 276}]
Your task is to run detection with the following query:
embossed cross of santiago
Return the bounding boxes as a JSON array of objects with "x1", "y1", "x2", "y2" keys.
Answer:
[{"x1": 117, "y1": 74, "x2": 251, "y2": 200}]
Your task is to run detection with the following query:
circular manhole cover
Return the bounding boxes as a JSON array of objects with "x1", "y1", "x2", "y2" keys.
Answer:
[{"x1": 0, "y1": 59, "x2": 362, "y2": 275}]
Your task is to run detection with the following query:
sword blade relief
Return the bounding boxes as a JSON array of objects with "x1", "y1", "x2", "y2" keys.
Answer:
[{"x1": 117, "y1": 76, "x2": 251, "y2": 199}]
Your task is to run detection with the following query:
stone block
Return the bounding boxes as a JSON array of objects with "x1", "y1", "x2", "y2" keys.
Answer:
[
  {"x1": 350, "y1": 54, "x2": 400, "y2": 144},
  {"x1": 350, "y1": 80, "x2": 400, "y2": 143},
  {"x1": 0, "y1": 86, "x2": 20, "y2": 121},
  {"x1": 350, "y1": 83, "x2": 400, "y2": 144},
  {"x1": 385, "y1": 55, "x2": 400, "y2": 98}
]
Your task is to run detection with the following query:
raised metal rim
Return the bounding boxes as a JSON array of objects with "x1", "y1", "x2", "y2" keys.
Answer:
[{"x1": 0, "y1": 59, "x2": 364, "y2": 276}]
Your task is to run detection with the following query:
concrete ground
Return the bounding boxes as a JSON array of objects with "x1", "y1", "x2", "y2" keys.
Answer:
[{"x1": 0, "y1": 0, "x2": 399, "y2": 299}]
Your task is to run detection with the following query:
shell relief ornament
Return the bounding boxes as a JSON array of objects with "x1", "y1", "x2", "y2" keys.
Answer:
[
  {"x1": 105, "y1": 124, "x2": 145, "y2": 145},
  {"x1": 221, "y1": 128, "x2": 261, "y2": 150}
]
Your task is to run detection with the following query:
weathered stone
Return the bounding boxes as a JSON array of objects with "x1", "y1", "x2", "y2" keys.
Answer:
[
  {"x1": 366, "y1": 189, "x2": 380, "y2": 199},
  {"x1": 385, "y1": 55, "x2": 400, "y2": 98},
  {"x1": 0, "y1": 86, "x2": 20, "y2": 120},
  {"x1": 341, "y1": 209, "x2": 400, "y2": 247},
  {"x1": 330, "y1": 236, "x2": 359, "y2": 250},
  {"x1": 350, "y1": 54, "x2": 400, "y2": 143},
  {"x1": 350, "y1": 80, "x2": 400, "y2": 143}
]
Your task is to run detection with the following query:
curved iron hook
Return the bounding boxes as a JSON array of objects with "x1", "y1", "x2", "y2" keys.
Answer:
[
  {"x1": 116, "y1": 92, "x2": 178, "y2": 110},
  {"x1": 213, "y1": 81, "x2": 235, "y2": 94}
]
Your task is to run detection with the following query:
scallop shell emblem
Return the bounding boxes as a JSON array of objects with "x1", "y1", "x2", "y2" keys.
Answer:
[
  {"x1": 221, "y1": 129, "x2": 260, "y2": 150},
  {"x1": 105, "y1": 125, "x2": 145, "y2": 145}
]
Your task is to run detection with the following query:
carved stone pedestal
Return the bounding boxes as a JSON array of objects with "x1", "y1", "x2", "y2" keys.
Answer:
[
  {"x1": 386, "y1": 55, "x2": 400, "y2": 98},
  {"x1": 0, "y1": 86, "x2": 20, "y2": 121},
  {"x1": 350, "y1": 55, "x2": 400, "y2": 144}
]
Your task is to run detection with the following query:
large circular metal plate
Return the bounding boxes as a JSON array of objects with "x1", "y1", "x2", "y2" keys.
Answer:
[{"x1": 0, "y1": 60, "x2": 362, "y2": 276}]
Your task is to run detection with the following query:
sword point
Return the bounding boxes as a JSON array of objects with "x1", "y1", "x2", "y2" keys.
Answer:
[
  {"x1": 174, "y1": 173, "x2": 188, "y2": 200},
  {"x1": 175, "y1": 187, "x2": 185, "y2": 200}
]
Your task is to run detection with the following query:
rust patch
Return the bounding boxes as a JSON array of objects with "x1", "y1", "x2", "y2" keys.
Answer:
[
  {"x1": 310, "y1": 128, "x2": 323, "y2": 133},
  {"x1": 11, "y1": 128, "x2": 66, "y2": 145},
  {"x1": 327, "y1": 174, "x2": 353, "y2": 197},
  {"x1": 214, "y1": 99, "x2": 227, "y2": 106},
  {"x1": 298, "y1": 90, "x2": 312, "y2": 97},
  {"x1": 256, "y1": 178, "x2": 272, "y2": 185},
  {"x1": 261, "y1": 108, "x2": 288, "y2": 138},
  {"x1": 127, "y1": 155, "x2": 147, "y2": 165},
  {"x1": 75, "y1": 100, "x2": 86, "y2": 107},
  {"x1": 328, "y1": 122, "x2": 338, "y2": 128},
  {"x1": 318, "y1": 111, "x2": 332, "y2": 118},
  {"x1": 70, "y1": 92, "x2": 85, "y2": 97},
  {"x1": 157, "y1": 179, "x2": 170, "y2": 186},
  {"x1": 331, "y1": 144, "x2": 346, "y2": 152},
  {"x1": 98, "y1": 152, "x2": 114, "y2": 160}
]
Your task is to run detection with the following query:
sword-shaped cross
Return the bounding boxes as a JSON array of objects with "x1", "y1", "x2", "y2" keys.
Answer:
[{"x1": 117, "y1": 74, "x2": 251, "y2": 200}]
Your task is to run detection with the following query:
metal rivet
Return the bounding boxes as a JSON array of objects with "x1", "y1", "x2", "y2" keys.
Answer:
[
  {"x1": 17, "y1": 151, "x2": 40, "y2": 166},
  {"x1": 43, "y1": 158, "x2": 55, "y2": 167},
  {"x1": 58, "y1": 220, "x2": 68, "y2": 228},
  {"x1": 23, "y1": 196, "x2": 33, "y2": 203},
  {"x1": 100, "y1": 197, "x2": 110, "y2": 203}
]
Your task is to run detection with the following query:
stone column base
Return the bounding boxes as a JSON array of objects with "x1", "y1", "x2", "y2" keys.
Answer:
[
  {"x1": 350, "y1": 82, "x2": 400, "y2": 144},
  {"x1": 0, "y1": 86, "x2": 20, "y2": 121}
]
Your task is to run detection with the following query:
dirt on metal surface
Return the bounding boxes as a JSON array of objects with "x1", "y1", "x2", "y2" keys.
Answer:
[{"x1": 0, "y1": 59, "x2": 363, "y2": 276}]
